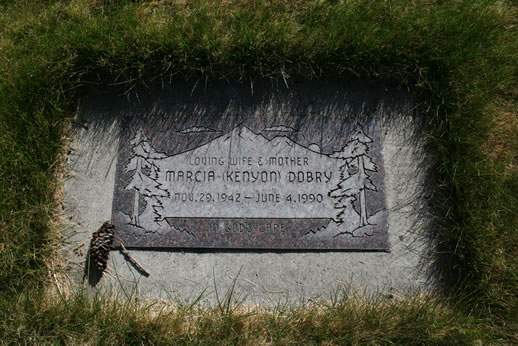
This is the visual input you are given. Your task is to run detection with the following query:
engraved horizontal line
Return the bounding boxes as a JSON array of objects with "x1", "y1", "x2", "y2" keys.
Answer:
[{"x1": 164, "y1": 217, "x2": 332, "y2": 220}]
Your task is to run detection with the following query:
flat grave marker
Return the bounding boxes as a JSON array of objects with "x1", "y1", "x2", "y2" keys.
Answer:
[
  {"x1": 112, "y1": 114, "x2": 388, "y2": 250},
  {"x1": 64, "y1": 81, "x2": 435, "y2": 302}
]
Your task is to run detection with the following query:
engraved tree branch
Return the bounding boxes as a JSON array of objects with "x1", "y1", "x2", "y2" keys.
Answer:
[
  {"x1": 329, "y1": 128, "x2": 377, "y2": 227},
  {"x1": 148, "y1": 162, "x2": 166, "y2": 222},
  {"x1": 124, "y1": 129, "x2": 168, "y2": 227}
]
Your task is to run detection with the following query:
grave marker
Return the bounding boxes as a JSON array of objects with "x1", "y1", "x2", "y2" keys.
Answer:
[{"x1": 112, "y1": 114, "x2": 388, "y2": 250}]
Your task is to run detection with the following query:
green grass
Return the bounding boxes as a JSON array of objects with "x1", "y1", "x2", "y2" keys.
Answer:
[
  {"x1": 0, "y1": 288, "x2": 493, "y2": 344},
  {"x1": 0, "y1": 0, "x2": 517, "y2": 343}
]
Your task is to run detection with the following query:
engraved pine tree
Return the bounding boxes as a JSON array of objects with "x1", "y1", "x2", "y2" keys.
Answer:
[
  {"x1": 144, "y1": 162, "x2": 168, "y2": 224},
  {"x1": 328, "y1": 163, "x2": 358, "y2": 224},
  {"x1": 125, "y1": 129, "x2": 168, "y2": 227},
  {"x1": 329, "y1": 128, "x2": 377, "y2": 227}
]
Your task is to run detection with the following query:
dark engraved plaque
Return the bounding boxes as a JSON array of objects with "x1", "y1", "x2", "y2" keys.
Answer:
[{"x1": 110, "y1": 82, "x2": 391, "y2": 250}]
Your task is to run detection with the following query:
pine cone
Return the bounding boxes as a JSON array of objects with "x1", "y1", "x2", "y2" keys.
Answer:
[{"x1": 87, "y1": 222, "x2": 115, "y2": 272}]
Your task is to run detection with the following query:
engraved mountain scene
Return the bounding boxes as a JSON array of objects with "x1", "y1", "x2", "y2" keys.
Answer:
[
  {"x1": 117, "y1": 124, "x2": 385, "y2": 240},
  {"x1": 156, "y1": 125, "x2": 339, "y2": 219}
]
